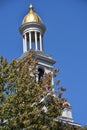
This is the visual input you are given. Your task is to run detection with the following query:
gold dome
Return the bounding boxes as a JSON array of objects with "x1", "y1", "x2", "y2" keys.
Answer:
[{"x1": 22, "y1": 4, "x2": 42, "y2": 24}]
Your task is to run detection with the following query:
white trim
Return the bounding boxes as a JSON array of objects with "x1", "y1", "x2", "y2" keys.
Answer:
[{"x1": 38, "y1": 62, "x2": 53, "y2": 68}]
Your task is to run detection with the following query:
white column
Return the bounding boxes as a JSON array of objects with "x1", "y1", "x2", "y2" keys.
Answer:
[
  {"x1": 23, "y1": 36, "x2": 25, "y2": 53},
  {"x1": 40, "y1": 33, "x2": 43, "y2": 51},
  {"x1": 23, "y1": 34, "x2": 27, "y2": 53},
  {"x1": 35, "y1": 70, "x2": 39, "y2": 82},
  {"x1": 29, "y1": 32, "x2": 32, "y2": 49},
  {"x1": 35, "y1": 32, "x2": 38, "y2": 50},
  {"x1": 25, "y1": 34, "x2": 27, "y2": 52}
]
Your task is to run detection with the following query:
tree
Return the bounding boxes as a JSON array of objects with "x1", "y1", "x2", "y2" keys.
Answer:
[
  {"x1": 80, "y1": 126, "x2": 87, "y2": 130},
  {"x1": 0, "y1": 51, "x2": 83, "y2": 130}
]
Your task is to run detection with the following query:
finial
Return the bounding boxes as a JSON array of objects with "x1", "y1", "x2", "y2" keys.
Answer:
[{"x1": 29, "y1": 4, "x2": 34, "y2": 11}]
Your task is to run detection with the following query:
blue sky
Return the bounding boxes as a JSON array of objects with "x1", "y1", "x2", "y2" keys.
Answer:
[{"x1": 0, "y1": 0, "x2": 87, "y2": 126}]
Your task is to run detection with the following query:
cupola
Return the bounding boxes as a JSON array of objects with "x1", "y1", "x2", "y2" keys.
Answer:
[{"x1": 19, "y1": 4, "x2": 46, "y2": 53}]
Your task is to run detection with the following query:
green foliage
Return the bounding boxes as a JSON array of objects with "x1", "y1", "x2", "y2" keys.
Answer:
[
  {"x1": 0, "y1": 51, "x2": 83, "y2": 130},
  {"x1": 80, "y1": 126, "x2": 87, "y2": 130}
]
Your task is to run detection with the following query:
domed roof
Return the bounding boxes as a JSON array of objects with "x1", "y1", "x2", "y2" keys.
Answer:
[{"x1": 22, "y1": 4, "x2": 42, "y2": 24}]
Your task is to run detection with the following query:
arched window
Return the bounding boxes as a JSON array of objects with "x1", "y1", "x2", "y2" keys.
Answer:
[{"x1": 38, "y1": 68, "x2": 44, "y2": 80}]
